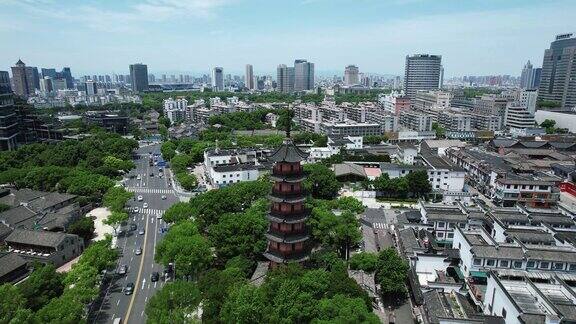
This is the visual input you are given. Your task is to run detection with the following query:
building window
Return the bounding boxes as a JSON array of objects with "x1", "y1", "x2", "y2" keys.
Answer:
[
  {"x1": 486, "y1": 259, "x2": 496, "y2": 267},
  {"x1": 502, "y1": 308, "x2": 507, "y2": 319},
  {"x1": 437, "y1": 232, "x2": 445, "y2": 238},
  {"x1": 459, "y1": 223, "x2": 466, "y2": 228},
  {"x1": 447, "y1": 233, "x2": 454, "y2": 239},
  {"x1": 499, "y1": 260, "x2": 509, "y2": 268},
  {"x1": 223, "y1": 174, "x2": 226, "y2": 178},
  {"x1": 473, "y1": 259, "x2": 482, "y2": 266},
  {"x1": 527, "y1": 261, "x2": 536, "y2": 268},
  {"x1": 569, "y1": 264, "x2": 576, "y2": 272},
  {"x1": 437, "y1": 222, "x2": 445, "y2": 228},
  {"x1": 449, "y1": 223, "x2": 455, "y2": 229},
  {"x1": 554, "y1": 263, "x2": 564, "y2": 270},
  {"x1": 539, "y1": 262, "x2": 550, "y2": 269},
  {"x1": 513, "y1": 261, "x2": 523, "y2": 269}
]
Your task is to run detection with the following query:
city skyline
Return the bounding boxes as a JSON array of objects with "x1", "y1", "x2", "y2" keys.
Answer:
[{"x1": 1, "y1": 0, "x2": 575, "y2": 76}]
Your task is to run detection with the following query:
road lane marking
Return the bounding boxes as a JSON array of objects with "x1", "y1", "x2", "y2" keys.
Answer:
[
  {"x1": 142, "y1": 278, "x2": 146, "y2": 290},
  {"x1": 141, "y1": 310, "x2": 144, "y2": 317},
  {"x1": 154, "y1": 281, "x2": 157, "y2": 289},
  {"x1": 117, "y1": 300, "x2": 120, "y2": 306},
  {"x1": 124, "y1": 202, "x2": 150, "y2": 323}
]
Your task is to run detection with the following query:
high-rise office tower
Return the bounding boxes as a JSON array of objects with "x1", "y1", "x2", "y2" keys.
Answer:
[
  {"x1": 294, "y1": 59, "x2": 314, "y2": 91},
  {"x1": 61, "y1": 67, "x2": 73, "y2": 88},
  {"x1": 344, "y1": 65, "x2": 359, "y2": 85},
  {"x1": 212, "y1": 67, "x2": 224, "y2": 91},
  {"x1": 0, "y1": 71, "x2": 18, "y2": 150},
  {"x1": 277, "y1": 64, "x2": 295, "y2": 93},
  {"x1": 537, "y1": 33, "x2": 576, "y2": 111},
  {"x1": 11, "y1": 59, "x2": 39, "y2": 97},
  {"x1": 404, "y1": 54, "x2": 442, "y2": 98},
  {"x1": 41, "y1": 68, "x2": 57, "y2": 78},
  {"x1": 129, "y1": 63, "x2": 149, "y2": 92},
  {"x1": 245, "y1": 64, "x2": 255, "y2": 90},
  {"x1": 520, "y1": 60, "x2": 539, "y2": 89},
  {"x1": 439, "y1": 65, "x2": 444, "y2": 89},
  {"x1": 85, "y1": 80, "x2": 97, "y2": 96},
  {"x1": 40, "y1": 77, "x2": 53, "y2": 93}
]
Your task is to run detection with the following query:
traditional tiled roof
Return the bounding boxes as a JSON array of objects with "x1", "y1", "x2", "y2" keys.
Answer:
[{"x1": 268, "y1": 138, "x2": 309, "y2": 163}]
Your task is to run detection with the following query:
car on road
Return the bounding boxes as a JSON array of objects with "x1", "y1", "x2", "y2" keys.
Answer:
[
  {"x1": 129, "y1": 223, "x2": 137, "y2": 231},
  {"x1": 157, "y1": 213, "x2": 163, "y2": 219},
  {"x1": 150, "y1": 172, "x2": 154, "y2": 177},
  {"x1": 118, "y1": 265, "x2": 127, "y2": 275},
  {"x1": 139, "y1": 229, "x2": 145, "y2": 235},
  {"x1": 161, "y1": 195, "x2": 167, "y2": 200},
  {"x1": 151, "y1": 272, "x2": 159, "y2": 282},
  {"x1": 137, "y1": 195, "x2": 143, "y2": 201},
  {"x1": 124, "y1": 283, "x2": 134, "y2": 295},
  {"x1": 143, "y1": 203, "x2": 148, "y2": 209},
  {"x1": 137, "y1": 175, "x2": 141, "y2": 180},
  {"x1": 159, "y1": 173, "x2": 163, "y2": 178},
  {"x1": 135, "y1": 247, "x2": 142, "y2": 255},
  {"x1": 132, "y1": 207, "x2": 139, "y2": 213}
]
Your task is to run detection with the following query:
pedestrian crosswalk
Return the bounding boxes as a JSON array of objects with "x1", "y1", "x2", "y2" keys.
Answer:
[
  {"x1": 140, "y1": 208, "x2": 164, "y2": 217},
  {"x1": 372, "y1": 223, "x2": 388, "y2": 230},
  {"x1": 126, "y1": 187, "x2": 173, "y2": 194}
]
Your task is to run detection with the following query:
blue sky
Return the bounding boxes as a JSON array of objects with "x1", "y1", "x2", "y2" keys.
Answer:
[{"x1": 0, "y1": 0, "x2": 574, "y2": 77}]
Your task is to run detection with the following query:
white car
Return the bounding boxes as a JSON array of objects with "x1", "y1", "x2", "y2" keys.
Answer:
[
  {"x1": 137, "y1": 195, "x2": 143, "y2": 201},
  {"x1": 156, "y1": 213, "x2": 163, "y2": 219},
  {"x1": 133, "y1": 207, "x2": 139, "y2": 213},
  {"x1": 136, "y1": 175, "x2": 141, "y2": 180},
  {"x1": 143, "y1": 203, "x2": 148, "y2": 209},
  {"x1": 161, "y1": 195, "x2": 167, "y2": 200}
]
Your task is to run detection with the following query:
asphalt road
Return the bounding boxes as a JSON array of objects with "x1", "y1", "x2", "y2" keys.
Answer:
[{"x1": 90, "y1": 143, "x2": 180, "y2": 324}]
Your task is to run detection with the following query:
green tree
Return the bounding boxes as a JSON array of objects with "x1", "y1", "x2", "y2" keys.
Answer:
[
  {"x1": 219, "y1": 284, "x2": 266, "y2": 324},
  {"x1": 432, "y1": 122, "x2": 445, "y2": 138},
  {"x1": 316, "y1": 294, "x2": 380, "y2": 323},
  {"x1": 349, "y1": 252, "x2": 379, "y2": 272},
  {"x1": 363, "y1": 135, "x2": 387, "y2": 145},
  {"x1": 163, "y1": 202, "x2": 193, "y2": 223},
  {"x1": 18, "y1": 264, "x2": 65, "y2": 311},
  {"x1": 155, "y1": 221, "x2": 213, "y2": 279},
  {"x1": 175, "y1": 172, "x2": 197, "y2": 190},
  {"x1": 276, "y1": 109, "x2": 295, "y2": 135},
  {"x1": 145, "y1": 281, "x2": 202, "y2": 324},
  {"x1": 376, "y1": 248, "x2": 409, "y2": 298},
  {"x1": 34, "y1": 293, "x2": 85, "y2": 324},
  {"x1": 207, "y1": 199, "x2": 268, "y2": 263},
  {"x1": 67, "y1": 217, "x2": 95, "y2": 243},
  {"x1": 405, "y1": 170, "x2": 432, "y2": 198},
  {"x1": 103, "y1": 211, "x2": 129, "y2": 234},
  {"x1": 102, "y1": 186, "x2": 133, "y2": 212},
  {"x1": 540, "y1": 119, "x2": 557, "y2": 134},
  {"x1": 303, "y1": 163, "x2": 342, "y2": 199},
  {"x1": 337, "y1": 196, "x2": 365, "y2": 214},
  {"x1": 161, "y1": 141, "x2": 177, "y2": 161},
  {"x1": 198, "y1": 267, "x2": 247, "y2": 321},
  {"x1": 0, "y1": 284, "x2": 31, "y2": 324}
]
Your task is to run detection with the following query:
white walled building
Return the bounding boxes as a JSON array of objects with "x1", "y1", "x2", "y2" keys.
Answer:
[{"x1": 163, "y1": 97, "x2": 189, "y2": 124}]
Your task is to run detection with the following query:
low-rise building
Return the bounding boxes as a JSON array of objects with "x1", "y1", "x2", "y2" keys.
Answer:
[
  {"x1": 209, "y1": 163, "x2": 261, "y2": 188},
  {"x1": 400, "y1": 110, "x2": 433, "y2": 131},
  {"x1": 5, "y1": 229, "x2": 84, "y2": 267}
]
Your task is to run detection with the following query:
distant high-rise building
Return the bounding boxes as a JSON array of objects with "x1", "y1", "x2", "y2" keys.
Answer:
[
  {"x1": 40, "y1": 77, "x2": 53, "y2": 93},
  {"x1": 520, "y1": 60, "x2": 539, "y2": 89},
  {"x1": 404, "y1": 54, "x2": 442, "y2": 98},
  {"x1": 439, "y1": 65, "x2": 444, "y2": 89},
  {"x1": 0, "y1": 71, "x2": 18, "y2": 150},
  {"x1": 537, "y1": 33, "x2": 576, "y2": 110},
  {"x1": 52, "y1": 78, "x2": 67, "y2": 92},
  {"x1": 41, "y1": 68, "x2": 57, "y2": 79},
  {"x1": 212, "y1": 67, "x2": 224, "y2": 91},
  {"x1": 129, "y1": 63, "x2": 149, "y2": 92},
  {"x1": 277, "y1": 64, "x2": 294, "y2": 93},
  {"x1": 11, "y1": 59, "x2": 39, "y2": 97},
  {"x1": 149, "y1": 74, "x2": 156, "y2": 83},
  {"x1": 344, "y1": 65, "x2": 359, "y2": 85},
  {"x1": 245, "y1": 64, "x2": 255, "y2": 90},
  {"x1": 61, "y1": 67, "x2": 73, "y2": 88},
  {"x1": 85, "y1": 80, "x2": 97, "y2": 96},
  {"x1": 294, "y1": 59, "x2": 314, "y2": 91}
]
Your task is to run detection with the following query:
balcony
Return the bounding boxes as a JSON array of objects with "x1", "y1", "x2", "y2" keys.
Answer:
[
  {"x1": 263, "y1": 248, "x2": 309, "y2": 263},
  {"x1": 271, "y1": 187, "x2": 305, "y2": 198},
  {"x1": 270, "y1": 173, "x2": 306, "y2": 183},
  {"x1": 273, "y1": 164, "x2": 303, "y2": 176},
  {"x1": 267, "y1": 211, "x2": 309, "y2": 224},
  {"x1": 266, "y1": 228, "x2": 310, "y2": 244}
]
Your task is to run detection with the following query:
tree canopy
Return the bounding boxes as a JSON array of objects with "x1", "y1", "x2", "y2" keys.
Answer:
[
  {"x1": 145, "y1": 281, "x2": 202, "y2": 324},
  {"x1": 303, "y1": 163, "x2": 342, "y2": 199}
]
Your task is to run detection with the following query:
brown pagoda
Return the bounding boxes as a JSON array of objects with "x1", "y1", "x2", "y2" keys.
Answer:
[{"x1": 263, "y1": 138, "x2": 310, "y2": 268}]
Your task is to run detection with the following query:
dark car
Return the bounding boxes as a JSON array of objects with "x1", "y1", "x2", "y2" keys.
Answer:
[
  {"x1": 149, "y1": 172, "x2": 154, "y2": 177},
  {"x1": 151, "y1": 271, "x2": 160, "y2": 282},
  {"x1": 129, "y1": 223, "x2": 137, "y2": 231},
  {"x1": 124, "y1": 283, "x2": 134, "y2": 295}
]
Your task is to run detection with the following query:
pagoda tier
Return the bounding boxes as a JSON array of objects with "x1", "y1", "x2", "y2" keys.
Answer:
[{"x1": 263, "y1": 138, "x2": 310, "y2": 268}]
